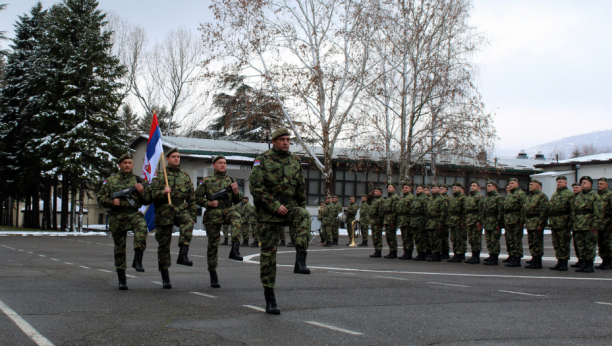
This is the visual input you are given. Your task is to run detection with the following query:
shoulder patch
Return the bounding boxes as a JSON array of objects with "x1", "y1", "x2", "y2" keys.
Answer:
[
  {"x1": 199, "y1": 180, "x2": 203, "y2": 185},
  {"x1": 253, "y1": 160, "x2": 261, "y2": 166},
  {"x1": 103, "y1": 180, "x2": 107, "y2": 185}
]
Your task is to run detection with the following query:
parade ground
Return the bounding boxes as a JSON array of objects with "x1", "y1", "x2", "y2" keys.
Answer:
[{"x1": 1, "y1": 234, "x2": 611, "y2": 346}]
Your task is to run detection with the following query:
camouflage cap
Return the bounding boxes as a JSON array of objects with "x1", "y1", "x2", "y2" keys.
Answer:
[
  {"x1": 529, "y1": 179, "x2": 542, "y2": 186},
  {"x1": 212, "y1": 154, "x2": 226, "y2": 164},
  {"x1": 165, "y1": 147, "x2": 179, "y2": 157},
  {"x1": 572, "y1": 182, "x2": 581, "y2": 187},
  {"x1": 349, "y1": 196, "x2": 356, "y2": 199},
  {"x1": 332, "y1": 195, "x2": 339, "y2": 199},
  {"x1": 387, "y1": 183, "x2": 396, "y2": 188},
  {"x1": 580, "y1": 176, "x2": 593, "y2": 184},
  {"x1": 423, "y1": 185, "x2": 431, "y2": 189},
  {"x1": 325, "y1": 195, "x2": 332, "y2": 200},
  {"x1": 271, "y1": 127, "x2": 291, "y2": 140},
  {"x1": 361, "y1": 194, "x2": 368, "y2": 198},
  {"x1": 117, "y1": 153, "x2": 133, "y2": 163},
  {"x1": 430, "y1": 183, "x2": 440, "y2": 188},
  {"x1": 555, "y1": 175, "x2": 567, "y2": 181},
  {"x1": 441, "y1": 184, "x2": 449, "y2": 190},
  {"x1": 469, "y1": 179, "x2": 479, "y2": 186},
  {"x1": 401, "y1": 180, "x2": 413, "y2": 187},
  {"x1": 598, "y1": 177, "x2": 608, "y2": 182},
  {"x1": 486, "y1": 180, "x2": 498, "y2": 188},
  {"x1": 508, "y1": 178, "x2": 519, "y2": 183},
  {"x1": 242, "y1": 196, "x2": 249, "y2": 200},
  {"x1": 374, "y1": 187, "x2": 383, "y2": 192},
  {"x1": 451, "y1": 182, "x2": 464, "y2": 189}
]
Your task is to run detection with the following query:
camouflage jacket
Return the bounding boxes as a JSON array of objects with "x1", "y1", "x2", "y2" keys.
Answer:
[
  {"x1": 321, "y1": 204, "x2": 336, "y2": 226},
  {"x1": 317, "y1": 206, "x2": 324, "y2": 220},
  {"x1": 359, "y1": 202, "x2": 370, "y2": 224},
  {"x1": 367, "y1": 195, "x2": 385, "y2": 225},
  {"x1": 239, "y1": 202, "x2": 256, "y2": 223},
  {"x1": 464, "y1": 191, "x2": 483, "y2": 226},
  {"x1": 447, "y1": 192, "x2": 466, "y2": 227},
  {"x1": 598, "y1": 189, "x2": 612, "y2": 229},
  {"x1": 397, "y1": 193, "x2": 415, "y2": 227},
  {"x1": 347, "y1": 202, "x2": 358, "y2": 219},
  {"x1": 410, "y1": 192, "x2": 429, "y2": 228},
  {"x1": 150, "y1": 166, "x2": 197, "y2": 225},
  {"x1": 426, "y1": 192, "x2": 448, "y2": 229},
  {"x1": 383, "y1": 193, "x2": 400, "y2": 225},
  {"x1": 523, "y1": 189, "x2": 549, "y2": 230},
  {"x1": 331, "y1": 202, "x2": 343, "y2": 223},
  {"x1": 195, "y1": 170, "x2": 242, "y2": 224},
  {"x1": 481, "y1": 190, "x2": 504, "y2": 230},
  {"x1": 548, "y1": 187, "x2": 574, "y2": 229},
  {"x1": 571, "y1": 188, "x2": 604, "y2": 231},
  {"x1": 97, "y1": 171, "x2": 152, "y2": 214},
  {"x1": 249, "y1": 147, "x2": 307, "y2": 223},
  {"x1": 503, "y1": 188, "x2": 526, "y2": 226}
]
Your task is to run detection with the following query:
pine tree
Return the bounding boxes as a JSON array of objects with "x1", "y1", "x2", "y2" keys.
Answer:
[{"x1": 118, "y1": 103, "x2": 139, "y2": 142}]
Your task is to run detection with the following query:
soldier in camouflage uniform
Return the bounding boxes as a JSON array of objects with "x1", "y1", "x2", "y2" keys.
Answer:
[
  {"x1": 249, "y1": 128, "x2": 311, "y2": 315},
  {"x1": 150, "y1": 148, "x2": 197, "y2": 289},
  {"x1": 595, "y1": 178, "x2": 612, "y2": 269},
  {"x1": 570, "y1": 182, "x2": 583, "y2": 267},
  {"x1": 548, "y1": 175, "x2": 574, "y2": 271},
  {"x1": 425, "y1": 184, "x2": 448, "y2": 262},
  {"x1": 195, "y1": 155, "x2": 244, "y2": 288},
  {"x1": 439, "y1": 185, "x2": 451, "y2": 259},
  {"x1": 503, "y1": 178, "x2": 526, "y2": 267},
  {"x1": 481, "y1": 181, "x2": 504, "y2": 266},
  {"x1": 97, "y1": 154, "x2": 151, "y2": 290},
  {"x1": 317, "y1": 201, "x2": 326, "y2": 245},
  {"x1": 220, "y1": 225, "x2": 230, "y2": 245},
  {"x1": 358, "y1": 195, "x2": 370, "y2": 246},
  {"x1": 447, "y1": 182, "x2": 467, "y2": 262},
  {"x1": 368, "y1": 187, "x2": 385, "y2": 258},
  {"x1": 465, "y1": 180, "x2": 484, "y2": 264},
  {"x1": 321, "y1": 196, "x2": 334, "y2": 247},
  {"x1": 423, "y1": 185, "x2": 431, "y2": 196},
  {"x1": 523, "y1": 179, "x2": 549, "y2": 269},
  {"x1": 346, "y1": 196, "x2": 359, "y2": 246},
  {"x1": 411, "y1": 185, "x2": 430, "y2": 261},
  {"x1": 572, "y1": 176, "x2": 604, "y2": 273},
  {"x1": 238, "y1": 197, "x2": 256, "y2": 246},
  {"x1": 397, "y1": 182, "x2": 415, "y2": 259},
  {"x1": 331, "y1": 196, "x2": 342, "y2": 245},
  {"x1": 383, "y1": 184, "x2": 400, "y2": 258}
]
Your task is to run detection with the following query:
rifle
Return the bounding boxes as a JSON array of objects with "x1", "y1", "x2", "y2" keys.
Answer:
[
  {"x1": 207, "y1": 178, "x2": 248, "y2": 208},
  {"x1": 112, "y1": 178, "x2": 149, "y2": 206}
]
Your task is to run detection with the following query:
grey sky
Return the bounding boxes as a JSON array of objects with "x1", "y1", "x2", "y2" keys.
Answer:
[{"x1": 2, "y1": 0, "x2": 611, "y2": 155}]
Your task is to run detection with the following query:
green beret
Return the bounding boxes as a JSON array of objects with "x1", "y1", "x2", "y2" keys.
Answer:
[
  {"x1": 387, "y1": 183, "x2": 396, "y2": 188},
  {"x1": 598, "y1": 177, "x2": 608, "y2": 182},
  {"x1": 374, "y1": 187, "x2": 383, "y2": 192},
  {"x1": 441, "y1": 184, "x2": 449, "y2": 190},
  {"x1": 572, "y1": 182, "x2": 581, "y2": 187},
  {"x1": 401, "y1": 180, "x2": 412, "y2": 187},
  {"x1": 529, "y1": 179, "x2": 542, "y2": 186},
  {"x1": 212, "y1": 154, "x2": 226, "y2": 163},
  {"x1": 242, "y1": 196, "x2": 249, "y2": 200},
  {"x1": 165, "y1": 147, "x2": 179, "y2": 157},
  {"x1": 470, "y1": 179, "x2": 479, "y2": 186},
  {"x1": 486, "y1": 180, "x2": 498, "y2": 188},
  {"x1": 508, "y1": 178, "x2": 519, "y2": 183},
  {"x1": 430, "y1": 183, "x2": 440, "y2": 188},
  {"x1": 452, "y1": 182, "x2": 464, "y2": 189},
  {"x1": 580, "y1": 176, "x2": 593, "y2": 184},
  {"x1": 424, "y1": 185, "x2": 431, "y2": 189},
  {"x1": 117, "y1": 153, "x2": 133, "y2": 163},
  {"x1": 350, "y1": 196, "x2": 355, "y2": 199},
  {"x1": 556, "y1": 175, "x2": 567, "y2": 181},
  {"x1": 326, "y1": 195, "x2": 332, "y2": 199},
  {"x1": 271, "y1": 127, "x2": 291, "y2": 140}
]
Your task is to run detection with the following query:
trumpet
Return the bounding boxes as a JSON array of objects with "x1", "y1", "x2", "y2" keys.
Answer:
[{"x1": 348, "y1": 220, "x2": 361, "y2": 247}]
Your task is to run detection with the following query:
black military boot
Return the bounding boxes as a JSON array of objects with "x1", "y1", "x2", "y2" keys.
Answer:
[
  {"x1": 221, "y1": 237, "x2": 229, "y2": 246},
  {"x1": 440, "y1": 250, "x2": 450, "y2": 260},
  {"x1": 177, "y1": 245, "x2": 193, "y2": 266},
  {"x1": 595, "y1": 258, "x2": 612, "y2": 270},
  {"x1": 570, "y1": 259, "x2": 584, "y2": 268},
  {"x1": 468, "y1": 251, "x2": 480, "y2": 264},
  {"x1": 370, "y1": 250, "x2": 382, "y2": 258},
  {"x1": 549, "y1": 259, "x2": 562, "y2": 270},
  {"x1": 399, "y1": 251, "x2": 413, "y2": 260},
  {"x1": 448, "y1": 254, "x2": 462, "y2": 262},
  {"x1": 484, "y1": 254, "x2": 498, "y2": 265},
  {"x1": 460, "y1": 254, "x2": 466, "y2": 261},
  {"x1": 229, "y1": 241, "x2": 244, "y2": 261},
  {"x1": 528, "y1": 256, "x2": 542, "y2": 269},
  {"x1": 463, "y1": 252, "x2": 474, "y2": 263},
  {"x1": 413, "y1": 252, "x2": 426, "y2": 261},
  {"x1": 324, "y1": 240, "x2": 332, "y2": 247},
  {"x1": 279, "y1": 239, "x2": 286, "y2": 246},
  {"x1": 526, "y1": 258, "x2": 533, "y2": 265},
  {"x1": 294, "y1": 249, "x2": 311, "y2": 274},
  {"x1": 331, "y1": 238, "x2": 339, "y2": 245},
  {"x1": 241, "y1": 239, "x2": 249, "y2": 247},
  {"x1": 425, "y1": 251, "x2": 432, "y2": 260},
  {"x1": 161, "y1": 269, "x2": 172, "y2": 289},
  {"x1": 503, "y1": 256, "x2": 514, "y2": 263},
  {"x1": 359, "y1": 240, "x2": 368, "y2": 247},
  {"x1": 117, "y1": 270, "x2": 128, "y2": 290},
  {"x1": 483, "y1": 255, "x2": 491, "y2": 265},
  {"x1": 427, "y1": 252, "x2": 441, "y2": 262},
  {"x1": 250, "y1": 241, "x2": 259, "y2": 247},
  {"x1": 209, "y1": 271, "x2": 220, "y2": 288},
  {"x1": 506, "y1": 257, "x2": 522, "y2": 267},
  {"x1": 264, "y1": 287, "x2": 281, "y2": 315},
  {"x1": 286, "y1": 240, "x2": 295, "y2": 247},
  {"x1": 580, "y1": 260, "x2": 595, "y2": 273},
  {"x1": 132, "y1": 249, "x2": 145, "y2": 272},
  {"x1": 384, "y1": 251, "x2": 398, "y2": 259},
  {"x1": 557, "y1": 259, "x2": 568, "y2": 271}
]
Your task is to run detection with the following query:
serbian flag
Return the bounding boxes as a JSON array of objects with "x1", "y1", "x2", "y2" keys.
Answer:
[{"x1": 139, "y1": 112, "x2": 164, "y2": 231}]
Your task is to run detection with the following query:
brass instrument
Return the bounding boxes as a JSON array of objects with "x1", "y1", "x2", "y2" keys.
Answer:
[{"x1": 348, "y1": 220, "x2": 361, "y2": 247}]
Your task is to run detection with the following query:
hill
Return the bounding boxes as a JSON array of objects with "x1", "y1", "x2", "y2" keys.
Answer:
[{"x1": 501, "y1": 130, "x2": 612, "y2": 160}]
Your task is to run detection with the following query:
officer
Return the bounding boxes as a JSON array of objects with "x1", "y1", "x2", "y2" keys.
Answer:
[
  {"x1": 411, "y1": 184, "x2": 429, "y2": 261},
  {"x1": 570, "y1": 182, "x2": 583, "y2": 268},
  {"x1": 397, "y1": 182, "x2": 415, "y2": 259},
  {"x1": 383, "y1": 184, "x2": 400, "y2": 258},
  {"x1": 331, "y1": 195, "x2": 342, "y2": 245},
  {"x1": 596, "y1": 178, "x2": 612, "y2": 269},
  {"x1": 548, "y1": 176, "x2": 574, "y2": 271},
  {"x1": 358, "y1": 195, "x2": 370, "y2": 246},
  {"x1": 367, "y1": 187, "x2": 385, "y2": 258},
  {"x1": 572, "y1": 176, "x2": 604, "y2": 273},
  {"x1": 439, "y1": 184, "x2": 451, "y2": 259},
  {"x1": 447, "y1": 182, "x2": 467, "y2": 262},
  {"x1": 346, "y1": 196, "x2": 359, "y2": 246},
  {"x1": 523, "y1": 179, "x2": 549, "y2": 269},
  {"x1": 503, "y1": 178, "x2": 526, "y2": 267},
  {"x1": 150, "y1": 148, "x2": 197, "y2": 289},
  {"x1": 239, "y1": 197, "x2": 256, "y2": 246},
  {"x1": 97, "y1": 154, "x2": 151, "y2": 290},
  {"x1": 426, "y1": 184, "x2": 448, "y2": 262},
  {"x1": 195, "y1": 155, "x2": 244, "y2": 288},
  {"x1": 481, "y1": 181, "x2": 504, "y2": 266},
  {"x1": 464, "y1": 180, "x2": 484, "y2": 264},
  {"x1": 321, "y1": 195, "x2": 334, "y2": 247},
  {"x1": 249, "y1": 128, "x2": 311, "y2": 315}
]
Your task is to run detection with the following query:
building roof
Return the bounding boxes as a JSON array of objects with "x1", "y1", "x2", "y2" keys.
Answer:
[{"x1": 534, "y1": 152, "x2": 612, "y2": 168}]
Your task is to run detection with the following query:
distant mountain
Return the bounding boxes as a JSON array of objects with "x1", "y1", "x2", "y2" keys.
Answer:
[{"x1": 517, "y1": 130, "x2": 612, "y2": 159}]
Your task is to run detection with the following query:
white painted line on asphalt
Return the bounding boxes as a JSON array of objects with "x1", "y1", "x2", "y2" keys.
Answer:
[
  {"x1": 38, "y1": 255, "x2": 46, "y2": 257},
  {"x1": 191, "y1": 292, "x2": 217, "y2": 299},
  {"x1": 151, "y1": 281, "x2": 163, "y2": 285},
  {"x1": 329, "y1": 271, "x2": 356, "y2": 275},
  {"x1": 499, "y1": 290, "x2": 546, "y2": 297},
  {"x1": 171, "y1": 252, "x2": 178, "y2": 255},
  {"x1": 97, "y1": 269, "x2": 112, "y2": 273},
  {"x1": 427, "y1": 282, "x2": 470, "y2": 288},
  {"x1": 27, "y1": 252, "x2": 33, "y2": 254},
  {"x1": 375, "y1": 275, "x2": 409, "y2": 281},
  {"x1": 79, "y1": 266, "x2": 90, "y2": 269},
  {"x1": 191, "y1": 255, "x2": 205, "y2": 258},
  {"x1": 0, "y1": 299, "x2": 55, "y2": 346},
  {"x1": 243, "y1": 305, "x2": 266, "y2": 312},
  {"x1": 126, "y1": 274, "x2": 136, "y2": 278},
  {"x1": 50, "y1": 258, "x2": 59, "y2": 261},
  {"x1": 64, "y1": 262, "x2": 73, "y2": 265},
  {"x1": 18, "y1": 249, "x2": 24, "y2": 251},
  {"x1": 305, "y1": 321, "x2": 364, "y2": 335},
  {"x1": 595, "y1": 302, "x2": 612, "y2": 306}
]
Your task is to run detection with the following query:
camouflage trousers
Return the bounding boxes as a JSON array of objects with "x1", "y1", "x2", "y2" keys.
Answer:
[
  {"x1": 400, "y1": 226, "x2": 414, "y2": 252},
  {"x1": 551, "y1": 228, "x2": 571, "y2": 260},
  {"x1": 442, "y1": 227, "x2": 450, "y2": 252},
  {"x1": 157, "y1": 209, "x2": 194, "y2": 246},
  {"x1": 205, "y1": 224, "x2": 226, "y2": 272},
  {"x1": 384, "y1": 224, "x2": 398, "y2": 251},
  {"x1": 360, "y1": 220, "x2": 370, "y2": 242},
  {"x1": 372, "y1": 224, "x2": 384, "y2": 251},
  {"x1": 428, "y1": 228, "x2": 444, "y2": 253},
  {"x1": 414, "y1": 226, "x2": 428, "y2": 253},
  {"x1": 321, "y1": 224, "x2": 333, "y2": 242},
  {"x1": 467, "y1": 224, "x2": 482, "y2": 252},
  {"x1": 221, "y1": 224, "x2": 230, "y2": 238},
  {"x1": 241, "y1": 222, "x2": 251, "y2": 242},
  {"x1": 109, "y1": 213, "x2": 148, "y2": 271},
  {"x1": 505, "y1": 223, "x2": 524, "y2": 258},
  {"x1": 527, "y1": 229, "x2": 544, "y2": 257},
  {"x1": 332, "y1": 221, "x2": 340, "y2": 240},
  {"x1": 573, "y1": 232, "x2": 580, "y2": 259},
  {"x1": 259, "y1": 207, "x2": 310, "y2": 289},
  {"x1": 575, "y1": 230, "x2": 597, "y2": 261},
  {"x1": 485, "y1": 228, "x2": 501, "y2": 255},
  {"x1": 155, "y1": 226, "x2": 173, "y2": 271},
  {"x1": 597, "y1": 229, "x2": 612, "y2": 259},
  {"x1": 449, "y1": 225, "x2": 467, "y2": 255}
]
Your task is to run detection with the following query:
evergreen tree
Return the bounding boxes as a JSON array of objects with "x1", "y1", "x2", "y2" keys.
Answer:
[
  {"x1": 137, "y1": 105, "x2": 179, "y2": 137},
  {"x1": 118, "y1": 103, "x2": 139, "y2": 142}
]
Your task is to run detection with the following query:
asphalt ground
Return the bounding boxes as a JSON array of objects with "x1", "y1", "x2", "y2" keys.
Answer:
[{"x1": 1, "y1": 234, "x2": 611, "y2": 346}]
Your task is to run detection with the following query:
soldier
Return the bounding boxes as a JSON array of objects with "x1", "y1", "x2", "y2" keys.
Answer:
[
  {"x1": 150, "y1": 148, "x2": 197, "y2": 289},
  {"x1": 570, "y1": 182, "x2": 583, "y2": 267},
  {"x1": 249, "y1": 128, "x2": 311, "y2": 314},
  {"x1": 503, "y1": 178, "x2": 526, "y2": 267},
  {"x1": 522, "y1": 179, "x2": 549, "y2": 269},
  {"x1": 382, "y1": 184, "x2": 400, "y2": 258},
  {"x1": 358, "y1": 195, "x2": 370, "y2": 246},
  {"x1": 465, "y1": 180, "x2": 484, "y2": 264},
  {"x1": 547, "y1": 175, "x2": 574, "y2": 271},
  {"x1": 397, "y1": 182, "x2": 415, "y2": 259},
  {"x1": 596, "y1": 178, "x2": 612, "y2": 269},
  {"x1": 220, "y1": 225, "x2": 230, "y2": 245},
  {"x1": 439, "y1": 184, "x2": 451, "y2": 259},
  {"x1": 317, "y1": 201, "x2": 326, "y2": 245},
  {"x1": 367, "y1": 187, "x2": 385, "y2": 258},
  {"x1": 345, "y1": 196, "x2": 359, "y2": 246},
  {"x1": 481, "y1": 181, "x2": 504, "y2": 266},
  {"x1": 321, "y1": 196, "x2": 334, "y2": 247},
  {"x1": 411, "y1": 185, "x2": 430, "y2": 261},
  {"x1": 238, "y1": 197, "x2": 257, "y2": 247},
  {"x1": 97, "y1": 154, "x2": 151, "y2": 290},
  {"x1": 331, "y1": 195, "x2": 342, "y2": 245},
  {"x1": 572, "y1": 176, "x2": 604, "y2": 273},
  {"x1": 447, "y1": 182, "x2": 467, "y2": 262},
  {"x1": 423, "y1": 185, "x2": 431, "y2": 196},
  {"x1": 425, "y1": 184, "x2": 448, "y2": 262}
]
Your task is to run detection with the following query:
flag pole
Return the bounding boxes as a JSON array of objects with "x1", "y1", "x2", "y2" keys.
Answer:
[{"x1": 155, "y1": 110, "x2": 172, "y2": 206}]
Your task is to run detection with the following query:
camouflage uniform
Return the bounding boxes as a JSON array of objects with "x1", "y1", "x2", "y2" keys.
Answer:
[
  {"x1": 249, "y1": 146, "x2": 310, "y2": 289},
  {"x1": 397, "y1": 192, "x2": 415, "y2": 254},
  {"x1": 97, "y1": 171, "x2": 151, "y2": 271},
  {"x1": 447, "y1": 191, "x2": 467, "y2": 256},
  {"x1": 150, "y1": 166, "x2": 197, "y2": 270},
  {"x1": 571, "y1": 185, "x2": 603, "y2": 263},
  {"x1": 549, "y1": 186, "x2": 574, "y2": 260},
  {"x1": 321, "y1": 203, "x2": 335, "y2": 243},
  {"x1": 440, "y1": 191, "x2": 451, "y2": 255},
  {"x1": 359, "y1": 199, "x2": 371, "y2": 242},
  {"x1": 597, "y1": 188, "x2": 612, "y2": 261},
  {"x1": 465, "y1": 190, "x2": 484, "y2": 253},
  {"x1": 239, "y1": 202, "x2": 256, "y2": 242},
  {"x1": 411, "y1": 191, "x2": 429, "y2": 256},
  {"x1": 195, "y1": 170, "x2": 243, "y2": 272},
  {"x1": 383, "y1": 192, "x2": 400, "y2": 251},
  {"x1": 346, "y1": 201, "x2": 359, "y2": 242},
  {"x1": 503, "y1": 187, "x2": 526, "y2": 259},
  {"x1": 426, "y1": 191, "x2": 448, "y2": 257},
  {"x1": 368, "y1": 194, "x2": 385, "y2": 252},
  {"x1": 331, "y1": 200, "x2": 342, "y2": 241},
  {"x1": 482, "y1": 189, "x2": 504, "y2": 256},
  {"x1": 523, "y1": 188, "x2": 549, "y2": 258}
]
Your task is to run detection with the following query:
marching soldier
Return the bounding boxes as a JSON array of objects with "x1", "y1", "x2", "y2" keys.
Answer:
[
  {"x1": 331, "y1": 195, "x2": 342, "y2": 245},
  {"x1": 481, "y1": 181, "x2": 504, "y2": 266},
  {"x1": 439, "y1": 184, "x2": 451, "y2": 259},
  {"x1": 220, "y1": 225, "x2": 230, "y2": 245},
  {"x1": 596, "y1": 178, "x2": 612, "y2": 269},
  {"x1": 383, "y1": 184, "x2": 400, "y2": 258},
  {"x1": 411, "y1": 185, "x2": 430, "y2": 261},
  {"x1": 249, "y1": 128, "x2": 311, "y2": 314},
  {"x1": 426, "y1": 184, "x2": 448, "y2": 262},
  {"x1": 465, "y1": 180, "x2": 484, "y2": 264},
  {"x1": 523, "y1": 179, "x2": 549, "y2": 269},
  {"x1": 358, "y1": 195, "x2": 370, "y2": 246},
  {"x1": 97, "y1": 154, "x2": 151, "y2": 290},
  {"x1": 503, "y1": 178, "x2": 526, "y2": 267},
  {"x1": 397, "y1": 182, "x2": 415, "y2": 259},
  {"x1": 570, "y1": 182, "x2": 583, "y2": 267},
  {"x1": 321, "y1": 196, "x2": 334, "y2": 247},
  {"x1": 548, "y1": 175, "x2": 574, "y2": 271},
  {"x1": 447, "y1": 182, "x2": 467, "y2": 262},
  {"x1": 346, "y1": 196, "x2": 359, "y2": 246},
  {"x1": 368, "y1": 187, "x2": 385, "y2": 258},
  {"x1": 238, "y1": 197, "x2": 257, "y2": 247},
  {"x1": 572, "y1": 176, "x2": 604, "y2": 273},
  {"x1": 150, "y1": 148, "x2": 197, "y2": 289},
  {"x1": 195, "y1": 155, "x2": 244, "y2": 288}
]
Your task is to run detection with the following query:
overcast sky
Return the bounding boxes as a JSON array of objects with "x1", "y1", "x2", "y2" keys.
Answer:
[{"x1": 2, "y1": 0, "x2": 611, "y2": 155}]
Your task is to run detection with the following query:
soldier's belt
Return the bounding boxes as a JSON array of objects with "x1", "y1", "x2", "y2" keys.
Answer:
[
  {"x1": 411, "y1": 213, "x2": 425, "y2": 217},
  {"x1": 465, "y1": 210, "x2": 479, "y2": 215},
  {"x1": 110, "y1": 207, "x2": 137, "y2": 215},
  {"x1": 575, "y1": 210, "x2": 593, "y2": 215}
]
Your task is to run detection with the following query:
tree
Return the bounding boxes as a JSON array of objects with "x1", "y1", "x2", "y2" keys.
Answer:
[
  {"x1": 571, "y1": 148, "x2": 581, "y2": 158},
  {"x1": 0, "y1": 3, "x2": 8, "y2": 57},
  {"x1": 118, "y1": 103, "x2": 140, "y2": 142},
  {"x1": 137, "y1": 106, "x2": 179, "y2": 137}
]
